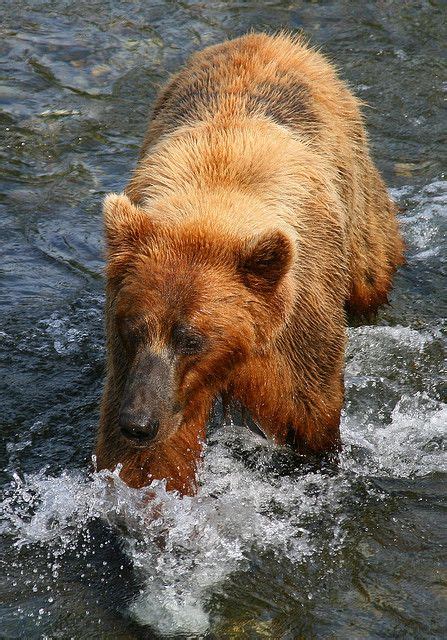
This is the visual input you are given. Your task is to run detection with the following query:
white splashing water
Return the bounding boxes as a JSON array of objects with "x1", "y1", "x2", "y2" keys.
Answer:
[
  {"x1": 1, "y1": 181, "x2": 446, "y2": 635},
  {"x1": 2, "y1": 330, "x2": 445, "y2": 634}
]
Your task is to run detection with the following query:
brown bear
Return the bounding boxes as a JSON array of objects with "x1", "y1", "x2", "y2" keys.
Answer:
[{"x1": 96, "y1": 33, "x2": 404, "y2": 495}]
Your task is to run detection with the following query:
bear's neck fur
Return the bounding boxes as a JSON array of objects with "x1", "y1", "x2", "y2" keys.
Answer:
[{"x1": 125, "y1": 118, "x2": 342, "y2": 244}]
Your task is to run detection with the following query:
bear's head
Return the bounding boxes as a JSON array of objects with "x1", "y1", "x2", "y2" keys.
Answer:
[{"x1": 103, "y1": 193, "x2": 296, "y2": 448}]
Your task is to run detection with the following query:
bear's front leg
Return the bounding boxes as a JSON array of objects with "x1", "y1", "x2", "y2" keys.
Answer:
[
  {"x1": 281, "y1": 400, "x2": 342, "y2": 455},
  {"x1": 248, "y1": 397, "x2": 342, "y2": 457},
  {"x1": 231, "y1": 356, "x2": 344, "y2": 456}
]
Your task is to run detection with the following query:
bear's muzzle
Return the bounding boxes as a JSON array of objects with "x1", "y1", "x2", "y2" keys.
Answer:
[{"x1": 119, "y1": 350, "x2": 175, "y2": 447}]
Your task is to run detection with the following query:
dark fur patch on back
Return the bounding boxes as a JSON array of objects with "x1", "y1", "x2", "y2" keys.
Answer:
[
  {"x1": 151, "y1": 76, "x2": 218, "y2": 127},
  {"x1": 245, "y1": 80, "x2": 317, "y2": 129},
  {"x1": 152, "y1": 73, "x2": 318, "y2": 133}
]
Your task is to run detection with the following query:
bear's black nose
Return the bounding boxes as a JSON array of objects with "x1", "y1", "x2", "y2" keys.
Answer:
[{"x1": 119, "y1": 412, "x2": 159, "y2": 445}]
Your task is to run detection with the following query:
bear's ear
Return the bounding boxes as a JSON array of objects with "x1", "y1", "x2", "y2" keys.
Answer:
[
  {"x1": 103, "y1": 193, "x2": 154, "y2": 255},
  {"x1": 238, "y1": 230, "x2": 295, "y2": 292}
]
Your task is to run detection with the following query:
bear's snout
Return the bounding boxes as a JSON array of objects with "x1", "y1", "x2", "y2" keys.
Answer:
[
  {"x1": 119, "y1": 411, "x2": 159, "y2": 445},
  {"x1": 118, "y1": 350, "x2": 175, "y2": 447}
]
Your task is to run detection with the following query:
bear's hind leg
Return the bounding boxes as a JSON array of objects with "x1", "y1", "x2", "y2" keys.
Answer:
[{"x1": 346, "y1": 193, "x2": 404, "y2": 318}]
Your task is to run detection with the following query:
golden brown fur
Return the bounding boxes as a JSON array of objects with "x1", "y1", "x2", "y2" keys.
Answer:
[{"x1": 96, "y1": 33, "x2": 404, "y2": 494}]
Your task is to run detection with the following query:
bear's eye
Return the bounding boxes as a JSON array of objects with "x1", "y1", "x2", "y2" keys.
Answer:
[
  {"x1": 172, "y1": 324, "x2": 205, "y2": 356},
  {"x1": 117, "y1": 316, "x2": 147, "y2": 351}
]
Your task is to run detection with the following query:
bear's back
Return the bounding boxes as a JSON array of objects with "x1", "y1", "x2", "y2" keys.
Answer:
[{"x1": 141, "y1": 33, "x2": 362, "y2": 157}]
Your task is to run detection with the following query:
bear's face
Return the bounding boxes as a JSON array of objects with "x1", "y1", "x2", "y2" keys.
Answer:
[{"x1": 104, "y1": 194, "x2": 295, "y2": 448}]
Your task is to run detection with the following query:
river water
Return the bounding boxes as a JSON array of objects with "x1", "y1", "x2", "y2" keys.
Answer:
[{"x1": 1, "y1": 1, "x2": 446, "y2": 639}]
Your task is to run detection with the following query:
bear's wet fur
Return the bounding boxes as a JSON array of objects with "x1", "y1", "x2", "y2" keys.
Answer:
[{"x1": 96, "y1": 33, "x2": 404, "y2": 494}]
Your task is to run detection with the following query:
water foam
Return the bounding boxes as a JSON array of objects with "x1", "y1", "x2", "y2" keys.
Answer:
[{"x1": 2, "y1": 375, "x2": 445, "y2": 635}]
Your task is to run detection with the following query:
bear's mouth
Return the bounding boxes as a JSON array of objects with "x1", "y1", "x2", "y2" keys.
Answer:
[{"x1": 120, "y1": 426, "x2": 158, "y2": 447}]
